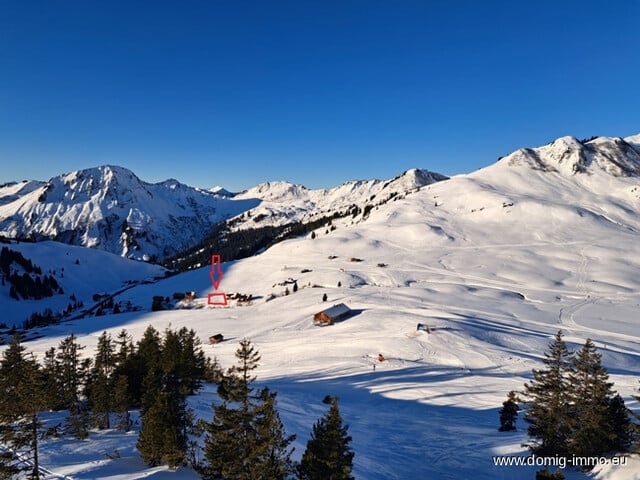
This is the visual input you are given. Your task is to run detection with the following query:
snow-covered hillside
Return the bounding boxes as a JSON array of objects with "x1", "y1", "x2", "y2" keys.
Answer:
[
  {"x1": 5, "y1": 133, "x2": 640, "y2": 479},
  {"x1": 1, "y1": 240, "x2": 166, "y2": 330},
  {"x1": 0, "y1": 165, "x2": 259, "y2": 260},
  {"x1": 230, "y1": 168, "x2": 448, "y2": 230}
]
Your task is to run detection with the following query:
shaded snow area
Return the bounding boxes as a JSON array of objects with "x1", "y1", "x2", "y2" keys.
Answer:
[
  {"x1": 3, "y1": 137, "x2": 640, "y2": 479},
  {"x1": 0, "y1": 240, "x2": 166, "y2": 330}
]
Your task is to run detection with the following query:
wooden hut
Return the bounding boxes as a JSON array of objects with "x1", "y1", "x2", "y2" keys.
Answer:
[
  {"x1": 209, "y1": 334, "x2": 224, "y2": 344},
  {"x1": 313, "y1": 303, "x2": 351, "y2": 326}
]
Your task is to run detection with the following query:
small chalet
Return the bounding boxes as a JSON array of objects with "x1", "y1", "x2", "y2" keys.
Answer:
[
  {"x1": 209, "y1": 334, "x2": 224, "y2": 344},
  {"x1": 313, "y1": 303, "x2": 351, "y2": 326}
]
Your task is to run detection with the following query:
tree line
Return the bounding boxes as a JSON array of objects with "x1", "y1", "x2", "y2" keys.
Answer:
[
  {"x1": 1, "y1": 246, "x2": 63, "y2": 301},
  {"x1": 498, "y1": 330, "x2": 639, "y2": 479},
  {"x1": 0, "y1": 331, "x2": 354, "y2": 480}
]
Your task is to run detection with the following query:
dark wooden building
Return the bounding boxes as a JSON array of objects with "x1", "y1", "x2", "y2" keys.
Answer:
[{"x1": 313, "y1": 303, "x2": 351, "y2": 326}]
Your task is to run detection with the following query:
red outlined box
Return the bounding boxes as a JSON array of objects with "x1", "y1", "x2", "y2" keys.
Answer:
[{"x1": 207, "y1": 292, "x2": 228, "y2": 306}]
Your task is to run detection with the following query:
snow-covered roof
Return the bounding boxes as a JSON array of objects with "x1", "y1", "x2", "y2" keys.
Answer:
[{"x1": 316, "y1": 303, "x2": 351, "y2": 318}]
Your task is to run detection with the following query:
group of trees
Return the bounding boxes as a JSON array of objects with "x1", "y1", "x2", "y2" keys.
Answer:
[
  {"x1": 0, "y1": 326, "x2": 213, "y2": 479},
  {"x1": 1, "y1": 246, "x2": 62, "y2": 301},
  {"x1": 499, "y1": 330, "x2": 638, "y2": 477},
  {"x1": 197, "y1": 339, "x2": 354, "y2": 480},
  {"x1": 0, "y1": 332, "x2": 355, "y2": 480}
]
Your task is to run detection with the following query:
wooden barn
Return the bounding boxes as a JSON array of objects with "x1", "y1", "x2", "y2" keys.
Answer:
[
  {"x1": 208, "y1": 334, "x2": 224, "y2": 344},
  {"x1": 313, "y1": 303, "x2": 351, "y2": 326}
]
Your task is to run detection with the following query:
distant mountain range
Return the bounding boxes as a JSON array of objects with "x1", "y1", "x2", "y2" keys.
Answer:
[
  {"x1": 0, "y1": 165, "x2": 447, "y2": 262},
  {"x1": 1, "y1": 133, "x2": 639, "y2": 265},
  {"x1": 0, "y1": 165, "x2": 259, "y2": 261}
]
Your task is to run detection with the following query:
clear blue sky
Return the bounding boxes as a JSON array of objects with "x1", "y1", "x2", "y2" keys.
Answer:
[{"x1": 1, "y1": 1, "x2": 639, "y2": 191}]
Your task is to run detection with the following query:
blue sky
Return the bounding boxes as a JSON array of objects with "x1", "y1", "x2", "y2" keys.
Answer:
[{"x1": 1, "y1": 1, "x2": 639, "y2": 191}]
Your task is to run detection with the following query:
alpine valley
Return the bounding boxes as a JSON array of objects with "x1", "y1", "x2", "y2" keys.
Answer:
[{"x1": 1, "y1": 133, "x2": 640, "y2": 479}]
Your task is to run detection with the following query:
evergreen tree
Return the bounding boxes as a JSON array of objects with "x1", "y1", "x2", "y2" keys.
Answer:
[
  {"x1": 115, "y1": 328, "x2": 134, "y2": 367},
  {"x1": 64, "y1": 402, "x2": 90, "y2": 440},
  {"x1": 567, "y1": 339, "x2": 616, "y2": 459},
  {"x1": 141, "y1": 366, "x2": 164, "y2": 415},
  {"x1": 113, "y1": 374, "x2": 132, "y2": 431},
  {"x1": 42, "y1": 346, "x2": 64, "y2": 411},
  {"x1": 201, "y1": 339, "x2": 295, "y2": 480},
  {"x1": 176, "y1": 327, "x2": 207, "y2": 395},
  {"x1": 535, "y1": 467, "x2": 565, "y2": 479},
  {"x1": 523, "y1": 331, "x2": 573, "y2": 457},
  {"x1": 253, "y1": 388, "x2": 296, "y2": 479},
  {"x1": 90, "y1": 370, "x2": 112, "y2": 429},
  {"x1": 127, "y1": 325, "x2": 163, "y2": 407},
  {"x1": 0, "y1": 335, "x2": 47, "y2": 479},
  {"x1": 299, "y1": 396, "x2": 354, "y2": 480},
  {"x1": 94, "y1": 331, "x2": 116, "y2": 378},
  {"x1": 498, "y1": 391, "x2": 520, "y2": 431},
  {"x1": 137, "y1": 388, "x2": 189, "y2": 468},
  {"x1": 89, "y1": 331, "x2": 116, "y2": 429},
  {"x1": 56, "y1": 333, "x2": 86, "y2": 408},
  {"x1": 606, "y1": 394, "x2": 633, "y2": 453}
]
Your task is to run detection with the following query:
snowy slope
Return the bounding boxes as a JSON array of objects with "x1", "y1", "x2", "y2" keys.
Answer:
[
  {"x1": 0, "y1": 134, "x2": 640, "y2": 480},
  {"x1": 0, "y1": 165, "x2": 259, "y2": 260},
  {"x1": 0, "y1": 240, "x2": 166, "y2": 330},
  {"x1": 2, "y1": 133, "x2": 640, "y2": 479}
]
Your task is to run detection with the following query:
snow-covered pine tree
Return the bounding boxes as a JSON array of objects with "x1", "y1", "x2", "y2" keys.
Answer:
[
  {"x1": 523, "y1": 330, "x2": 573, "y2": 457},
  {"x1": 299, "y1": 396, "x2": 355, "y2": 480}
]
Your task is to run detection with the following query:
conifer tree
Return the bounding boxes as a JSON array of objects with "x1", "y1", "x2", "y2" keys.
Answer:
[
  {"x1": 115, "y1": 329, "x2": 134, "y2": 367},
  {"x1": 64, "y1": 402, "x2": 90, "y2": 440},
  {"x1": 176, "y1": 327, "x2": 207, "y2": 395},
  {"x1": 124, "y1": 325, "x2": 162, "y2": 407},
  {"x1": 90, "y1": 370, "x2": 112, "y2": 429},
  {"x1": 201, "y1": 339, "x2": 295, "y2": 480},
  {"x1": 535, "y1": 467, "x2": 565, "y2": 479},
  {"x1": 0, "y1": 335, "x2": 47, "y2": 479},
  {"x1": 523, "y1": 330, "x2": 573, "y2": 457},
  {"x1": 299, "y1": 396, "x2": 354, "y2": 480},
  {"x1": 606, "y1": 394, "x2": 633, "y2": 453},
  {"x1": 113, "y1": 374, "x2": 132, "y2": 431},
  {"x1": 253, "y1": 388, "x2": 296, "y2": 479},
  {"x1": 567, "y1": 339, "x2": 616, "y2": 459},
  {"x1": 88, "y1": 331, "x2": 116, "y2": 429},
  {"x1": 137, "y1": 388, "x2": 189, "y2": 468},
  {"x1": 498, "y1": 391, "x2": 520, "y2": 431},
  {"x1": 56, "y1": 333, "x2": 86, "y2": 408},
  {"x1": 42, "y1": 346, "x2": 64, "y2": 411}
]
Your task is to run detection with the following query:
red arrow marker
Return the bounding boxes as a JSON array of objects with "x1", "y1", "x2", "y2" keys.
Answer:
[{"x1": 210, "y1": 254, "x2": 223, "y2": 290}]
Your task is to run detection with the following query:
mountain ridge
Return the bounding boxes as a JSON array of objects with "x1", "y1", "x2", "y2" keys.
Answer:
[{"x1": 1, "y1": 132, "x2": 639, "y2": 264}]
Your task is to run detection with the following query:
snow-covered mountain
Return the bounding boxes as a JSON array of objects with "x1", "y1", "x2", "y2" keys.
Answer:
[
  {"x1": 2, "y1": 133, "x2": 640, "y2": 479},
  {"x1": 0, "y1": 165, "x2": 259, "y2": 261},
  {"x1": 0, "y1": 166, "x2": 448, "y2": 265},
  {"x1": 230, "y1": 168, "x2": 448, "y2": 229},
  {"x1": 501, "y1": 134, "x2": 640, "y2": 176}
]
